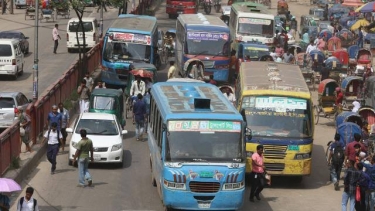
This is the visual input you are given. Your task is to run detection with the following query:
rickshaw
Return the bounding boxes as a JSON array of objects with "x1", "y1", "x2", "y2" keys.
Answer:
[
  {"x1": 277, "y1": 0, "x2": 288, "y2": 15},
  {"x1": 335, "y1": 111, "x2": 363, "y2": 127},
  {"x1": 125, "y1": 68, "x2": 157, "y2": 120},
  {"x1": 56, "y1": 4, "x2": 70, "y2": 19},
  {"x1": 348, "y1": 45, "x2": 359, "y2": 71},
  {"x1": 355, "y1": 48, "x2": 372, "y2": 76},
  {"x1": 183, "y1": 58, "x2": 206, "y2": 80},
  {"x1": 162, "y1": 29, "x2": 176, "y2": 63},
  {"x1": 25, "y1": 6, "x2": 36, "y2": 20},
  {"x1": 332, "y1": 49, "x2": 349, "y2": 71},
  {"x1": 40, "y1": 7, "x2": 54, "y2": 22},
  {"x1": 319, "y1": 29, "x2": 333, "y2": 41},
  {"x1": 296, "y1": 53, "x2": 312, "y2": 68},
  {"x1": 314, "y1": 79, "x2": 340, "y2": 124},
  {"x1": 359, "y1": 106, "x2": 375, "y2": 131},
  {"x1": 341, "y1": 76, "x2": 363, "y2": 110},
  {"x1": 327, "y1": 36, "x2": 342, "y2": 53},
  {"x1": 336, "y1": 29, "x2": 356, "y2": 48},
  {"x1": 309, "y1": 49, "x2": 325, "y2": 74},
  {"x1": 325, "y1": 56, "x2": 344, "y2": 82},
  {"x1": 220, "y1": 5, "x2": 231, "y2": 25}
]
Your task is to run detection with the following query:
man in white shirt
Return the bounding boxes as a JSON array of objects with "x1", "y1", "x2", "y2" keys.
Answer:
[
  {"x1": 17, "y1": 187, "x2": 39, "y2": 211},
  {"x1": 222, "y1": 87, "x2": 236, "y2": 106},
  {"x1": 94, "y1": 80, "x2": 106, "y2": 89},
  {"x1": 52, "y1": 24, "x2": 61, "y2": 54},
  {"x1": 41, "y1": 122, "x2": 62, "y2": 174},
  {"x1": 168, "y1": 60, "x2": 176, "y2": 79},
  {"x1": 306, "y1": 40, "x2": 316, "y2": 55},
  {"x1": 130, "y1": 76, "x2": 146, "y2": 101},
  {"x1": 84, "y1": 72, "x2": 94, "y2": 91}
]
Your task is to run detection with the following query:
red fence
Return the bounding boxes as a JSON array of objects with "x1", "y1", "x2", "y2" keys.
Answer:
[{"x1": 0, "y1": 43, "x2": 101, "y2": 176}]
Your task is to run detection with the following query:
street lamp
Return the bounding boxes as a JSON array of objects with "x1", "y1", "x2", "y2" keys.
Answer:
[{"x1": 33, "y1": 0, "x2": 39, "y2": 102}]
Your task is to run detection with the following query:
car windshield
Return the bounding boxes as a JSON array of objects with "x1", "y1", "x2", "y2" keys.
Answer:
[
  {"x1": 0, "y1": 33, "x2": 20, "y2": 39},
  {"x1": 0, "y1": 44, "x2": 12, "y2": 56},
  {"x1": 185, "y1": 31, "x2": 230, "y2": 56},
  {"x1": 165, "y1": 120, "x2": 243, "y2": 162},
  {"x1": 243, "y1": 47, "x2": 269, "y2": 60},
  {"x1": 242, "y1": 96, "x2": 312, "y2": 138},
  {"x1": 91, "y1": 96, "x2": 116, "y2": 110},
  {"x1": 103, "y1": 41, "x2": 151, "y2": 62},
  {"x1": 68, "y1": 21, "x2": 94, "y2": 32},
  {"x1": 237, "y1": 18, "x2": 274, "y2": 38},
  {"x1": 0, "y1": 97, "x2": 15, "y2": 108},
  {"x1": 75, "y1": 119, "x2": 119, "y2": 135}
]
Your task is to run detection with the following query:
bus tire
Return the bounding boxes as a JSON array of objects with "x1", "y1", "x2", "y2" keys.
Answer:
[{"x1": 150, "y1": 158, "x2": 157, "y2": 187}]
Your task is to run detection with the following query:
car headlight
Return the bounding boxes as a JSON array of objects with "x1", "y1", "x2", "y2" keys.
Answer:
[
  {"x1": 163, "y1": 179, "x2": 186, "y2": 190},
  {"x1": 294, "y1": 153, "x2": 311, "y2": 160},
  {"x1": 72, "y1": 141, "x2": 78, "y2": 149},
  {"x1": 111, "y1": 144, "x2": 122, "y2": 151},
  {"x1": 223, "y1": 181, "x2": 244, "y2": 190},
  {"x1": 246, "y1": 151, "x2": 253, "y2": 158}
]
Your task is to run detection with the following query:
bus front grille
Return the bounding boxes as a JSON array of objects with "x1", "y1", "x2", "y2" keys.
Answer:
[
  {"x1": 189, "y1": 182, "x2": 220, "y2": 193},
  {"x1": 264, "y1": 163, "x2": 285, "y2": 171},
  {"x1": 263, "y1": 145, "x2": 287, "y2": 159}
]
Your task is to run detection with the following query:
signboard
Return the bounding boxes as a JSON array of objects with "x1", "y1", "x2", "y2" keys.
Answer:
[
  {"x1": 187, "y1": 32, "x2": 229, "y2": 41},
  {"x1": 112, "y1": 32, "x2": 151, "y2": 45},
  {"x1": 254, "y1": 97, "x2": 307, "y2": 112},
  {"x1": 239, "y1": 18, "x2": 271, "y2": 25},
  {"x1": 168, "y1": 120, "x2": 241, "y2": 132}
]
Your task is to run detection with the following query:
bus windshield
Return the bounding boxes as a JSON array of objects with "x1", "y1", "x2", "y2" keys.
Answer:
[
  {"x1": 166, "y1": 120, "x2": 243, "y2": 162},
  {"x1": 185, "y1": 31, "x2": 230, "y2": 56},
  {"x1": 241, "y1": 96, "x2": 312, "y2": 138},
  {"x1": 243, "y1": 47, "x2": 269, "y2": 60},
  {"x1": 103, "y1": 41, "x2": 151, "y2": 62},
  {"x1": 237, "y1": 18, "x2": 274, "y2": 38}
]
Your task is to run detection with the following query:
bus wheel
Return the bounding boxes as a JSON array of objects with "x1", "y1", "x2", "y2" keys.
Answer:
[{"x1": 150, "y1": 158, "x2": 157, "y2": 187}]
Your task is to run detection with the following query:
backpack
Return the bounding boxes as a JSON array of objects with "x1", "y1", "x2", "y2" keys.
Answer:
[
  {"x1": 332, "y1": 143, "x2": 345, "y2": 165},
  {"x1": 20, "y1": 197, "x2": 37, "y2": 210},
  {"x1": 47, "y1": 128, "x2": 60, "y2": 145}
]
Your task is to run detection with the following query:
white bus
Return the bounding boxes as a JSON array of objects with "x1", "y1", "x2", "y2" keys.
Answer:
[{"x1": 229, "y1": 2, "x2": 275, "y2": 46}]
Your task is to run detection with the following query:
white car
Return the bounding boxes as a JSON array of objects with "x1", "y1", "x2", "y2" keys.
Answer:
[{"x1": 67, "y1": 113, "x2": 128, "y2": 167}]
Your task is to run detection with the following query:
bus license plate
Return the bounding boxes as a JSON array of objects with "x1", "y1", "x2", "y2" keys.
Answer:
[
  {"x1": 94, "y1": 154, "x2": 101, "y2": 161},
  {"x1": 288, "y1": 145, "x2": 299, "y2": 151},
  {"x1": 198, "y1": 202, "x2": 211, "y2": 209}
]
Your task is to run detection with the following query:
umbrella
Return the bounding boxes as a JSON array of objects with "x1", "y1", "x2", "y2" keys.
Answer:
[
  {"x1": 130, "y1": 69, "x2": 153, "y2": 79},
  {"x1": 0, "y1": 178, "x2": 21, "y2": 192},
  {"x1": 342, "y1": 0, "x2": 364, "y2": 7},
  {"x1": 350, "y1": 19, "x2": 370, "y2": 30},
  {"x1": 359, "y1": 1, "x2": 375, "y2": 13}
]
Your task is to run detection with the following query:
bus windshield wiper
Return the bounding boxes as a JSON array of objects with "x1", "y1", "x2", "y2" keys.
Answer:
[{"x1": 193, "y1": 51, "x2": 208, "y2": 57}]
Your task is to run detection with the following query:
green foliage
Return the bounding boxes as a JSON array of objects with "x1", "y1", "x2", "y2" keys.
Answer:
[
  {"x1": 63, "y1": 89, "x2": 79, "y2": 110},
  {"x1": 9, "y1": 156, "x2": 20, "y2": 170}
]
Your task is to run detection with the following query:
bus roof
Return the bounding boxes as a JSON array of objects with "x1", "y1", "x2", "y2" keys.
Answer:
[
  {"x1": 239, "y1": 62, "x2": 310, "y2": 98},
  {"x1": 107, "y1": 15, "x2": 157, "y2": 34},
  {"x1": 151, "y1": 82, "x2": 243, "y2": 121},
  {"x1": 231, "y1": 2, "x2": 267, "y2": 12},
  {"x1": 178, "y1": 13, "x2": 229, "y2": 30}
]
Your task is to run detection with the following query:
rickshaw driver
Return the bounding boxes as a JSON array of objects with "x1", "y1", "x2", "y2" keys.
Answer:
[
  {"x1": 335, "y1": 87, "x2": 344, "y2": 106},
  {"x1": 164, "y1": 32, "x2": 175, "y2": 52},
  {"x1": 130, "y1": 76, "x2": 146, "y2": 103}
]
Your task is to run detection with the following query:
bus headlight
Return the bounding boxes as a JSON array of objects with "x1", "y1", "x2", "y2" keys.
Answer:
[
  {"x1": 223, "y1": 181, "x2": 244, "y2": 190},
  {"x1": 246, "y1": 151, "x2": 253, "y2": 158},
  {"x1": 294, "y1": 153, "x2": 311, "y2": 160},
  {"x1": 163, "y1": 179, "x2": 186, "y2": 190}
]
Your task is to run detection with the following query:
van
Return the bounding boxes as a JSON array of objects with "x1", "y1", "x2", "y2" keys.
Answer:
[
  {"x1": 0, "y1": 91, "x2": 31, "y2": 129},
  {"x1": 0, "y1": 39, "x2": 24, "y2": 80},
  {"x1": 66, "y1": 17, "x2": 99, "y2": 53},
  {"x1": 14, "y1": 0, "x2": 27, "y2": 8}
]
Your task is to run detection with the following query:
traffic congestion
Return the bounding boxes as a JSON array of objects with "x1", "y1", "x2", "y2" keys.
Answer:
[{"x1": 2, "y1": 0, "x2": 375, "y2": 210}]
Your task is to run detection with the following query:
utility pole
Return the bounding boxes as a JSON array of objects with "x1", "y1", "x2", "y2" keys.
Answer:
[
  {"x1": 100, "y1": 0, "x2": 103, "y2": 37},
  {"x1": 10, "y1": 0, "x2": 13, "y2": 14},
  {"x1": 32, "y1": 0, "x2": 39, "y2": 102}
]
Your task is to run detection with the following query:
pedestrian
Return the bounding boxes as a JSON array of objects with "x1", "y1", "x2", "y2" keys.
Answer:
[
  {"x1": 72, "y1": 129, "x2": 93, "y2": 187},
  {"x1": 167, "y1": 60, "x2": 176, "y2": 79},
  {"x1": 328, "y1": 133, "x2": 345, "y2": 191},
  {"x1": 356, "y1": 163, "x2": 370, "y2": 211},
  {"x1": 41, "y1": 122, "x2": 62, "y2": 174},
  {"x1": 47, "y1": 105, "x2": 62, "y2": 131},
  {"x1": 363, "y1": 155, "x2": 375, "y2": 211},
  {"x1": 77, "y1": 79, "x2": 91, "y2": 114},
  {"x1": 84, "y1": 72, "x2": 94, "y2": 92},
  {"x1": 249, "y1": 144, "x2": 265, "y2": 202},
  {"x1": 94, "y1": 80, "x2": 106, "y2": 89},
  {"x1": 96, "y1": 0, "x2": 107, "y2": 12},
  {"x1": 52, "y1": 24, "x2": 61, "y2": 54},
  {"x1": 2, "y1": 0, "x2": 6, "y2": 14},
  {"x1": 0, "y1": 192, "x2": 10, "y2": 211},
  {"x1": 222, "y1": 87, "x2": 236, "y2": 106},
  {"x1": 133, "y1": 93, "x2": 146, "y2": 141},
  {"x1": 16, "y1": 187, "x2": 39, "y2": 211},
  {"x1": 358, "y1": 26, "x2": 364, "y2": 48},
  {"x1": 346, "y1": 133, "x2": 367, "y2": 164},
  {"x1": 342, "y1": 160, "x2": 361, "y2": 211},
  {"x1": 306, "y1": 40, "x2": 316, "y2": 55},
  {"x1": 58, "y1": 102, "x2": 70, "y2": 152},
  {"x1": 282, "y1": 51, "x2": 294, "y2": 64},
  {"x1": 17, "y1": 106, "x2": 32, "y2": 153},
  {"x1": 143, "y1": 88, "x2": 151, "y2": 132}
]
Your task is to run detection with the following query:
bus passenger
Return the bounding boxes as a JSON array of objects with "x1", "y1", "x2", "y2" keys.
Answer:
[{"x1": 222, "y1": 87, "x2": 236, "y2": 106}]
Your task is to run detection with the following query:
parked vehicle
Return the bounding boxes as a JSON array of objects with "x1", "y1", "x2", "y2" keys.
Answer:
[
  {"x1": 14, "y1": 0, "x2": 27, "y2": 8},
  {"x1": 309, "y1": 8, "x2": 325, "y2": 21},
  {"x1": 0, "y1": 39, "x2": 24, "y2": 80},
  {"x1": 315, "y1": 79, "x2": 340, "y2": 124},
  {"x1": 89, "y1": 88, "x2": 126, "y2": 128},
  {"x1": 0, "y1": 31, "x2": 29, "y2": 54},
  {"x1": 332, "y1": 49, "x2": 349, "y2": 70},
  {"x1": 166, "y1": 0, "x2": 198, "y2": 18},
  {"x1": 341, "y1": 76, "x2": 363, "y2": 110},
  {"x1": 67, "y1": 113, "x2": 128, "y2": 166},
  {"x1": 358, "y1": 106, "x2": 375, "y2": 130},
  {"x1": 220, "y1": 5, "x2": 231, "y2": 25},
  {"x1": 67, "y1": 17, "x2": 99, "y2": 53},
  {"x1": 335, "y1": 111, "x2": 363, "y2": 128},
  {"x1": 0, "y1": 92, "x2": 31, "y2": 129},
  {"x1": 355, "y1": 48, "x2": 372, "y2": 76},
  {"x1": 348, "y1": 45, "x2": 359, "y2": 70}
]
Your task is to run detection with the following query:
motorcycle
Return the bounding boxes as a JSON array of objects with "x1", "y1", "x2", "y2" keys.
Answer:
[
  {"x1": 214, "y1": 0, "x2": 220, "y2": 13},
  {"x1": 204, "y1": 0, "x2": 212, "y2": 15}
]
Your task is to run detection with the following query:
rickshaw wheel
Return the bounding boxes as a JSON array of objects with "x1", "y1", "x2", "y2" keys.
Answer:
[{"x1": 314, "y1": 105, "x2": 320, "y2": 125}]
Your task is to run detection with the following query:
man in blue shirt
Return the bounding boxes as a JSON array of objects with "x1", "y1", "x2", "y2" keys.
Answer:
[
  {"x1": 358, "y1": 26, "x2": 364, "y2": 48},
  {"x1": 328, "y1": 133, "x2": 345, "y2": 191},
  {"x1": 363, "y1": 156, "x2": 375, "y2": 211},
  {"x1": 47, "y1": 105, "x2": 62, "y2": 131},
  {"x1": 133, "y1": 94, "x2": 146, "y2": 141}
]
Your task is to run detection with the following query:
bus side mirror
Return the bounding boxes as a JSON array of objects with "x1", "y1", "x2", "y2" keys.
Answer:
[
  {"x1": 240, "y1": 109, "x2": 246, "y2": 122},
  {"x1": 246, "y1": 127, "x2": 252, "y2": 140}
]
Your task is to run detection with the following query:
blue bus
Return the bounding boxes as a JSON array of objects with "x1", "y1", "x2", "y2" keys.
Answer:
[
  {"x1": 148, "y1": 81, "x2": 249, "y2": 210},
  {"x1": 102, "y1": 15, "x2": 158, "y2": 80},
  {"x1": 175, "y1": 14, "x2": 231, "y2": 82}
]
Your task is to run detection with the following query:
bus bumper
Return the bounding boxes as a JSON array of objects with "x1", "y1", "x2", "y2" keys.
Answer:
[
  {"x1": 204, "y1": 69, "x2": 229, "y2": 82},
  {"x1": 163, "y1": 187, "x2": 244, "y2": 210},
  {"x1": 246, "y1": 157, "x2": 312, "y2": 176}
]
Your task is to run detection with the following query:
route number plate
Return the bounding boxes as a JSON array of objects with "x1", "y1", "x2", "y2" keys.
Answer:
[
  {"x1": 198, "y1": 202, "x2": 211, "y2": 209},
  {"x1": 288, "y1": 145, "x2": 299, "y2": 151},
  {"x1": 93, "y1": 154, "x2": 101, "y2": 161}
]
